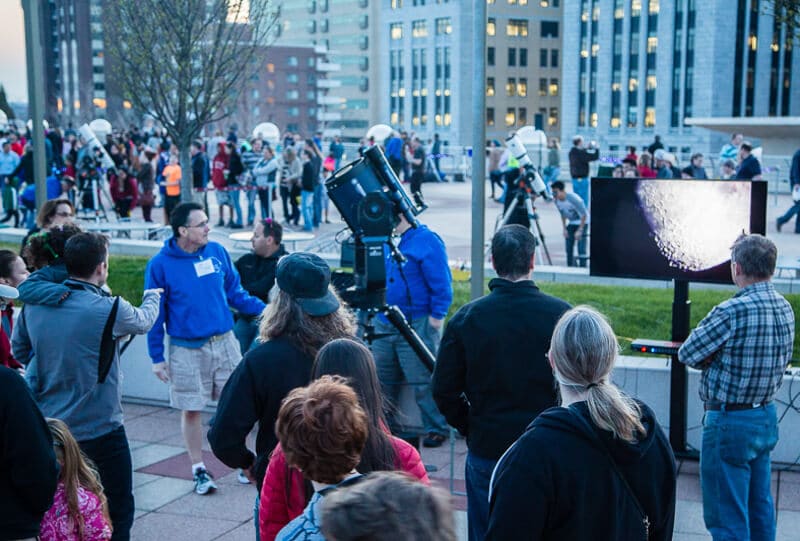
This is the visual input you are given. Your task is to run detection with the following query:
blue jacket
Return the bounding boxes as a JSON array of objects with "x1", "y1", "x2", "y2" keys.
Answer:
[
  {"x1": 384, "y1": 225, "x2": 452, "y2": 321},
  {"x1": 385, "y1": 137, "x2": 403, "y2": 160},
  {"x1": 145, "y1": 239, "x2": 265, "y2": 364}
]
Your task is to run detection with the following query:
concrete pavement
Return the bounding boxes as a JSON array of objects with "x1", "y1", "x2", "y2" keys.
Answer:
[{"x1": 124, "y1": 401, "x2": 800, "y2": 541}]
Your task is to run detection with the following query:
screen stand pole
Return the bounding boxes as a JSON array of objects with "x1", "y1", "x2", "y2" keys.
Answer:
[{"x1": 670, "y1": 279, "x2": 691, "y2": 455}]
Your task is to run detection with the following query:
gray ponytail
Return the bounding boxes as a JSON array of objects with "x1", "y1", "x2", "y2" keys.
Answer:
[{"x1": 550, "y1": 306, "x2": 646, "y2": 443}]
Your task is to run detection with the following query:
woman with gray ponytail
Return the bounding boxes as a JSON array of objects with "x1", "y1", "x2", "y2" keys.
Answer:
[{"x1": 487, "y1": 306, "x2": 677, "y2": 541}]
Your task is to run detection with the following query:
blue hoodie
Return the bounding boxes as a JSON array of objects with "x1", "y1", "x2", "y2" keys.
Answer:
[
  {"x1": 145, "y1": 238, "x2": 265, "y2": 364},
  {"x1": 384, "y1": 224, "x2": 453, "y2": 321}
]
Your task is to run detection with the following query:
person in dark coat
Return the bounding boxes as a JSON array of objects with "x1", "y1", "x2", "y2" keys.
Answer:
[
  {"x1": 568, "y1": 136, "x2": 599, "y2": 207},
  {"x1": 233, "y1": 218, "x2": 287, "y2": 353},
  {"x1": 208, "y1": 252, "x2": 356, "y2": 496},
  {"x1": 487, "y1": 306, "x2": 677, "y2": 541},
  {"x1": 0, "y1": 365, "x2": 60, "y2": 540},
  {"x1": 433, "y1": 224, "x2": 570, "y2": 541}
]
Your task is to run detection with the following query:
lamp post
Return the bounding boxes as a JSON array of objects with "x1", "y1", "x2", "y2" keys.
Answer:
[
  {"x1": 470, "y1": 0, "x2": 487, "y2": 301},
  {"x1": 22, "y1": 0, "x2": 48, "y2": 211}
]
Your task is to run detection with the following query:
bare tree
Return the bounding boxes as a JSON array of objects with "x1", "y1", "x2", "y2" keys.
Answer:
[
  {"x1": 105, "y1": 0, "x2": 277, "y2": 201},
  {"x1": 764, "y1": 0, "x2": 800, "y2": 46}
]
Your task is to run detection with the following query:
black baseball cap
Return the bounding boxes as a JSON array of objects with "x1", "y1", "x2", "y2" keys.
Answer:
[{"x1": 276, "y1": 253, "x2": 339, "y2": 316}]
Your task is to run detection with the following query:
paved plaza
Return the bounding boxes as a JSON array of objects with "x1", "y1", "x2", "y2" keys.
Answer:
[{"x1": 123, "y1": 401, "x2": 799, "y2": 541}]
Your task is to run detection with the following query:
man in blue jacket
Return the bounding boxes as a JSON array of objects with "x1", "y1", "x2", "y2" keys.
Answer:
[
  {"x1": 371, "y1": 214, "x2": 452, "y2": 448},
  {"x1": 145, "y1": 202, "x2": 265, "y2": 495}
]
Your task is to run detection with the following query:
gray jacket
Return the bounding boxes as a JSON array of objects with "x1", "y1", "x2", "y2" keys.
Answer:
[{"x1": 12, "y1": 279, "x2": 160, "y2": 441}]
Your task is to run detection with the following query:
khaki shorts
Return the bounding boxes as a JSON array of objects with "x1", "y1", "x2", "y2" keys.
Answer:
[{"x1": 167, "y1": 331, "x2": 242, "y2": 411}]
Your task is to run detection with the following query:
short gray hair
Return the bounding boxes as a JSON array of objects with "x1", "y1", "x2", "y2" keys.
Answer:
[{"x1": 731, "y1": 234, "x2": 776, "y2": 279}]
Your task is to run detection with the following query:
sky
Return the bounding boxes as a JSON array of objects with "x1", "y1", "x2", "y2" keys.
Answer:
[{"x1": 0, "y1": 2, "x2": 27, "y2": 103}]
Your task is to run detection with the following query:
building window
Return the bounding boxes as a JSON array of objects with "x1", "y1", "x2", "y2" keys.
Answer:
[
  {"x1": 358, "y1": 15, "x2": 368, "y2": 30},
  {"x1": 508, "y1": 48, "x2": 516, "y2": 66},
  {"x1": 287, "y1": 73, "x2": 298, "y2": 83},
  {"x1": 359, "y1": 36, "x2": 369, "y2": 50},
  {"x1": 307, "y1": 20, "x2": 316, "y2": 33},
  {"x1": 487, "y1": 107, "x2": 495, "y2": 126},
  {"x1": 391, "y1": 23, "x2": 403, "y2": 40},
  {"x1": 308, "y1": 0, "x2": 316, "y2": 13},
  {"x1": 436, "y1": 17, "x2": 452, "y2": 35},
  {"x1": 518, "y1": 107, "x2": 527, "y2": 126},
  {"x1": 391, "y1": 0, "x2": 403, "y2": 8},
  {"x1": 487, "y1": 77, "x2": 495, "y2": 96},
  {"x1": 505, "y1": 108, "x2": 516, "y2": 127},
  {"x1": 540, "y1": 21, "x2": 559, "y2": 38},
  {"x1": 518, "y1": 78, "x2": 527, "y2": 96},
  {"x1": 359, "y1": 77, "x2": 369, "y2": 92},
  {"x1": 488, "y1": 47, "x2": 495, "y2": 66},
  {"x1": 506, "y1": 19, "x2": 529, "y2": 37},
  {"x1": 288, "y1": 56, "x2": 298, "y2": 66},
  {"x1": 549, "y1": 107, "x2": 558, "y2": 127},
  {"x1": 412, "y1": 20, "x2": 428, "y2": 38},
  {"x1": 539, "y1": 78, "x2": 547, "y2": 96},
  {"x1": 551, "y1": 49, "x2": 558, "y2": 67},
  {"x1": 518, "y1": 48, "x2": 528, "y2": 67},
  {"x1": 253, "y1": 89, "x2": 259, "y2": 99},
  {"x1": 360, "y1": 57, "x2": 369, "y2": 71},
  {"x1": 287, "y1": 90, "x2": 299, "y2": 100},
  {"x1": 487, "y1": 18, "x2": 496, "y2": 36},
  {"x1": 549, "y1": 78, "x2": 558, "y2": 96},
  {"x1": 506, "y1": 78, "x2": 516, "y2": 96},
  {"x1": 645, "y1": 107, "x2": 656, "y2": 127},
  {"x1": 540, "y1": 49, "x2": 548, "y2": 67}
]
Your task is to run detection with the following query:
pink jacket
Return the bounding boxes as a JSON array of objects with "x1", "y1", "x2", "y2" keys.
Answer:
[
  {"x1": 259, "y1": 436, "x2": 429, "y2": 541},
  {"x1": 39, "y1": 482, "x2": 112, "y2": 541}
]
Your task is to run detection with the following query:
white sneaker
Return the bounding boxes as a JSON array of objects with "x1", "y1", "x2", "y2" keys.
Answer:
[
  {"x1": 193, "y1": 467, "x2": 217, "y2": 495},
  {"x1": 237, "y1": 468, "x2": 251, "y2": 485}
]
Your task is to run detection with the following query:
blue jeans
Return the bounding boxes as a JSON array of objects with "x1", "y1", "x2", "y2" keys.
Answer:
[
  {"x1": 313, "y1": 182, "x2": 324, "y2": 227},
  {"x1": 229, "y1": 188, "x2": 243, "y2": 225},
  {"x1": 572, "y1": 177, "x2": 590, "y2": 207},
  {"x1": 701, "y1": 403, "x2": 778, "y2": 541},
  {"x1": 466, "y1": 452, "x2": 497, "y2": 541},
  {"x1": 254, "y1": 494, "x2": 261, "y2": 541},
  {"x1": 371, "y1": 317, "x2": 449, "y2": 437},
  {"x1": 301, "y1": 190, "x2": 314, "y2": 231},
  {"x1": 565, "y1": 224, "x2": 587, "y2": 267},
  {"x1": 233, "y1": 317, "x2": 259, "y2": 354},
  {"x1": 246, "y1": 188, "x2": 257, "y2": 225},
  {"x1": 777, "y1": 201, "x2": 800, "y2": 233}
]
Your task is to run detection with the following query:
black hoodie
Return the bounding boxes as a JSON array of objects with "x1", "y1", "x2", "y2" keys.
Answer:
[
  {"x1": 234, "y1": 244, "x2": 288, "y2": 304},
  {"x1": 487, "y1": 401, "x2": 676, "y2": 541}
]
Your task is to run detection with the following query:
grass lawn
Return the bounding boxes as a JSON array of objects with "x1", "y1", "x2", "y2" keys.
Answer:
[{"x1": 6, "y1": 243, "x2": 797, "y2": 363}]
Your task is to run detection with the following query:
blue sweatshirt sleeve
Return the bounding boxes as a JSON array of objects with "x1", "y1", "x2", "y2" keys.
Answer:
[
  {"x1": 16, "y1": 265, "x2": 71, "y2": 306},
  {"x1": 220, "y1": 246, "x2": 266, "y2": 317},
  {"x1": 422, "y1": 234, "x2": 453, "y2": 320},
  {"x1": 145, "y1": 258, "x2": 168, "y2": 364}
]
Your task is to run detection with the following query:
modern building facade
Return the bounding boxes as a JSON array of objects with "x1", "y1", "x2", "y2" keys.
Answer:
[
  {"x1": 562, "y1": 0, "x2": 800, "y2": 156},
  {"x1": 377, "y1": 0, "x2": 563, "y2": 147},
  {"x1": 272, "y1": 0, "x2": 378, "y2": 140}
]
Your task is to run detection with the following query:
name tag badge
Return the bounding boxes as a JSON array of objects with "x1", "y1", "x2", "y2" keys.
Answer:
[{"x1": 194, "y1": 259, "x2": 215, "y2": 277}]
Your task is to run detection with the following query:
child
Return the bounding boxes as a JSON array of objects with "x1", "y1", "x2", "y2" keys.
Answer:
[
  {"x1": 40, "y1": 419, "x2": 112, "y2": 541},
  {"x1": 275, "y1": 376, "x2": 368, "y2": 541}
]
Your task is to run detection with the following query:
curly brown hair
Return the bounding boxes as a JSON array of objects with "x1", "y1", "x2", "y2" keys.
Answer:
[
  {"x1": 276, "y1": 376, "x2": 368, "y2": 484},
  {"x1": 23, "y1": 223, "x2": 83, "y2": 270}
]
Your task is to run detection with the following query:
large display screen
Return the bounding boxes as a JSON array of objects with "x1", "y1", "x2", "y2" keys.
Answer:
[{"x1": 590, "y1": 179, "x2": 767, "y2": 284}]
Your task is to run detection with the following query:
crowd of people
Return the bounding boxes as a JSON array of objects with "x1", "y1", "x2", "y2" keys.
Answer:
[{"x1": 0, "y1": 116, "x2": 797, "y2": 541}]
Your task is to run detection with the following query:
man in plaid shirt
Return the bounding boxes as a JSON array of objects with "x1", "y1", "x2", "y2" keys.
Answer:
[{"x1": 679, "y1": 234, "x2": 794, "y2": 541}]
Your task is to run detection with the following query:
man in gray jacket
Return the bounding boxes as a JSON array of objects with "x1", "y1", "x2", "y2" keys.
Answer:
[{"x1": 12, "y1": 232, "x2": 162, "y2": 541}]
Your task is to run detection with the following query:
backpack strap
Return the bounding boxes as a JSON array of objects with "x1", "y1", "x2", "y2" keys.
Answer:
[{"x1": 97, "y1": 297, "x2": 120, "y2": 384}]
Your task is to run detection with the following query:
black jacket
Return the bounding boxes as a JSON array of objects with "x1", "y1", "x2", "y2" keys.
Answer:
[
  {"x1": 208, "y1": 336, "x2": 314, "y2": 491},
  {"x1": 192, "y1": 152, "x2": 209, "y2": 190},
  {"x1": 234, "y1": 245, "x2": 287, "y2": 304},
  {"x1": 487, "y1": 401, "x2": 677, "y2": 541},
  {"x1": 433, "y1": 278, "x2": 570, "y2": 460},
  {"x1": 568, "y1": 147, "x2": 599, "y2": 178},
  {"x1": 0, "y1": 366, "x2": 59, "y2": 539}
]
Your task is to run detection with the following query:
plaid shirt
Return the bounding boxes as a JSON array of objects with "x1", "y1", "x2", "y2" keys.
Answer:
[{"x1": 678, "y1": 281, "x2": 794, "y2": 404}]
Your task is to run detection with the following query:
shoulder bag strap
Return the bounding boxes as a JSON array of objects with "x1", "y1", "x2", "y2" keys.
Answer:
[{"x1": 97, "y1": 297, "x2": 120, "y2": 384}]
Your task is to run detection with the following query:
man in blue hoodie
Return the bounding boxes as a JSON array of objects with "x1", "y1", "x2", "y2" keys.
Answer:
[
  {"x1": 371, "y1": 214, "x2": 452, "y2": 448},
  {"x1": 145, "y1": 202, "x2": 265, "y2": 495}
]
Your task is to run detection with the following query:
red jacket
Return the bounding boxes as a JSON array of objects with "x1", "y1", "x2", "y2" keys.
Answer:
[
  {"x1": 258, "y1": 436, "x2": 429, "y2": 541},
  {"x1": 0, "y1": 304, "x2": 21, "y2": 370},
  {"x1": 211, "y1": 146, "x2": 229, "y2": 190},
  {"x1": 109, "y1": 174, "x2": 139, "y2": 209}
]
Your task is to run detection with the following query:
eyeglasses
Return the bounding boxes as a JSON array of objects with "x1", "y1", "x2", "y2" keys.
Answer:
[{"x1": 185, "y1": 220, "x2": 209, "y2": 229}]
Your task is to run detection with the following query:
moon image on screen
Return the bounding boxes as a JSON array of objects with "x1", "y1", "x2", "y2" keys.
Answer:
[{"x1": 636, "y1": 181, "x2": 751, "y2": 272}]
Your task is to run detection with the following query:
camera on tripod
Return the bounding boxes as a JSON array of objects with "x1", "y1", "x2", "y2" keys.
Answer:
[
  {"x1": 325, "y1": 145, "x2": 425, "y2": 310},
  {"x1": 505, "y1": 134, "x2": 550, "y2": 202},
  {"x1": 325, "y1": 144, "x2": 436, "y2": 373}
]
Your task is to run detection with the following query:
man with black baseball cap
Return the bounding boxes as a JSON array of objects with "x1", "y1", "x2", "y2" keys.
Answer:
[{"x1": 209, "y1": 252, "x2": 357, "y2": 529}]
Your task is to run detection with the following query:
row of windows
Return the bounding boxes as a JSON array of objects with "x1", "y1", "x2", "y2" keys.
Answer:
[
  {"x1": 391, "y1": 18, "x2": 453, "y2": 40},
  {"x1": 391, "y1": 0, "x2": 450, "y2": 7},
  {"x1": 487, "y1": 0, "x2": 560, "y2": 6},
  {"x1": 487, "y1": 47, "x2": 558, "y2": 68},
  {"x1": 487, "y1": 19, "x2": 558, "y2": 38},
  {"x1": 487, "y1": 107, "x2": 559, "y2": 128},
  {"x1": 486, "y1": 77, "x2": 559, "y2": 97}
]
